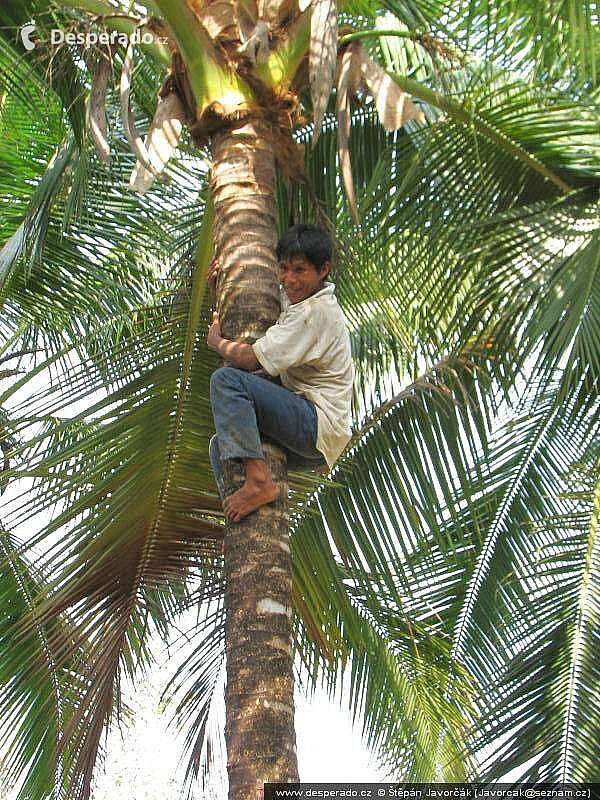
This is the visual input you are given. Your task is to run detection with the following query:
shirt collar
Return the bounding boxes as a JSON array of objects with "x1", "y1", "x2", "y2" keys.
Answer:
[{"x1": 281, "y1": 281, "x2": 336, "y2": 309}]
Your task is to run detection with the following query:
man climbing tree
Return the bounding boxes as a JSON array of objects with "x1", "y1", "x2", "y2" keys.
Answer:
[{"x1": 207, "y1": 224, "x2": 354, "y2": 522}]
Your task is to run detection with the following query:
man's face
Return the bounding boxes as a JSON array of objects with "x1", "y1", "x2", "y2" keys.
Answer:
[{"x1": 278, "y1": 256, "x2": 329, "y2": 305}]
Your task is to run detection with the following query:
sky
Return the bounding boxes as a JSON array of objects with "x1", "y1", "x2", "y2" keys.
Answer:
[{"x1": 91, "y1": 645, "x2": 387, "y2": 800}]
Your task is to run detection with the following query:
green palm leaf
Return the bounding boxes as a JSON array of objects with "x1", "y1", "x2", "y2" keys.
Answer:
[
  {"x1": 454, "y1": 200, "x2": 600, "y2": 435},
  {"x1": 0, "y1": 205, "x2": 220, "y2": 799},
  {"x1": 0, "y1": 526, "x2": 73, "y2": 800},
  {"x1": 452, "y1": 0, "x2": 599, "y2": 89},
  {"x1": 454, "y1": 394, "x2": 599, "y2": 780},
  {"x1": 0, "y1": 1, "x2": 87, "y2": 144},
  {"x1": 290, "y1": 349, "x2": 494, "y2": 778}
]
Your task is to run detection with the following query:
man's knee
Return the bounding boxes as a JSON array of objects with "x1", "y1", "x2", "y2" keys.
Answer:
[{"x1": 210, "y1": 366, "x2": 244, "y2": 402}]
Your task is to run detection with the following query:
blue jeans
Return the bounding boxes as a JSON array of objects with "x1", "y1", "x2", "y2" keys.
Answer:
[{"x1": 209, "y1": 367, "x2": 325, "y2": 498}]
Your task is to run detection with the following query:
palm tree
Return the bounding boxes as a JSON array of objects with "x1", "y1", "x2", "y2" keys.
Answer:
[{"x1": 0, "y1": 0, "x2": 598, "y2": 797}]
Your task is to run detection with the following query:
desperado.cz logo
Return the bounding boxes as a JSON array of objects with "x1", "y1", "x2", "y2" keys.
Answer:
[
  {"x1": 20, "y1": 24, "x2": 36, "y2": 50},
  {"x1": 20, "y1": 24, "x2": 167, "y2": 50}
]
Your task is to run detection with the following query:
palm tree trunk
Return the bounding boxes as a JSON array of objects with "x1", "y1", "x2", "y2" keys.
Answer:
[{"x1": 211, "y1": 116, "x2": 299, "y2": 800}]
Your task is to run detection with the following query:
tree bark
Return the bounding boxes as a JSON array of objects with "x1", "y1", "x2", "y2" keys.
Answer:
[{"x1": 211, "y1": 116, "x2": 299, "y2": 800}]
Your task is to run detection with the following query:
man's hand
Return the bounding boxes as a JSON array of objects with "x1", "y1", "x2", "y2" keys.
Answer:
[
  {"x1": 207, "y1": 311, "x2": 222, "y2": 351},
  {"x1": 207, "y1": 311, "x2": 261, "y2": 371},
  {"x1": 207, "y1": 258, "x2": 219, "y2": 298}
]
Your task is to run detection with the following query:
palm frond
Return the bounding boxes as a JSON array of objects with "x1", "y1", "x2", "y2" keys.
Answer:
[
  {"x1": 0, "y1": 24, "x2": 202, "y2": 353},
  {"x1": 290, "y1": 319, "x2": 598, "y2": 781},
  {"x1": 455, "y1": 199, "x2": 600, "y2": 436},
  {"x1": 0, "y1": 204, "x2": 223, "y2": 800},
  {"x1": 290, "y1": 348, "x2": 494, "y2": 777},
  {"x1": 284, "y1": 63, "x2": 598, "y2": 417},
  {"x1": 393, "y1": 71, "x2": 599, "y2": 188},
  {"x1": 450, "y1": 0, "x2": 599, "y2": 90},
  {"x1": 161, "y1": 601, "x2": 227, "y2": 797},
  {"x1": 0, "y1": 526, "x2": 73, "y2": 800},
  {"x1": 451, "y1": 393, "x2": 600, "y2": 780},
  {"x1": 0, "y1": 3, "x2": 87, "y2": 144}
]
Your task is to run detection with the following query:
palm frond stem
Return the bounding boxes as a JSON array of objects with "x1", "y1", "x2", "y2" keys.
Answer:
[
  {"x1": 392, "y1": 75, "x2": 573, "y2": 193},
  {"x1": 57, "y1": 0, "x2": 171, "y2": 63},
  {"x1": 153, "y1": 0, "x2": 254, "y2": 115},
  {"x1": 559, "y1": 460, "x2": 600, "y2": 780}
]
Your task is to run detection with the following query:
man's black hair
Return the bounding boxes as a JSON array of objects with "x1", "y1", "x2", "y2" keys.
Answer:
[{"x1": 276, "y1": 224, "x2": 332, "y2": 270}]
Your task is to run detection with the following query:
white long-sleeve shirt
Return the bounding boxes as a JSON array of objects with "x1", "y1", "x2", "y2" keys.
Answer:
[{"x1": 252, "y1": 283, "x2": 354, "y2": 468}]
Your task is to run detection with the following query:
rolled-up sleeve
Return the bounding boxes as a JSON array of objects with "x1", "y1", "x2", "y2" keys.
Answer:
[{"x1": 252, "y1": 309, "x2": 321, "y2": 376}]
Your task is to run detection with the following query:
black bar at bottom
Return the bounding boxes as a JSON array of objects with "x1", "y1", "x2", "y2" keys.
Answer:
[{"x1": 264, "y1": 783, "x2": 600, "y2": 800}]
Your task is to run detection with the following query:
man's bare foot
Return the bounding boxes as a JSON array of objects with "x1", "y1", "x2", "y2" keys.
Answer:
[{"x1": 223, "y1": 458, "x2": 279, "y2": 522}]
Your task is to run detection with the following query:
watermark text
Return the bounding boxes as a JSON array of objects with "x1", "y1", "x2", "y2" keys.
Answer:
[{"x1": 21, "y1": 24, "x2": 168, "y2": 51}]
